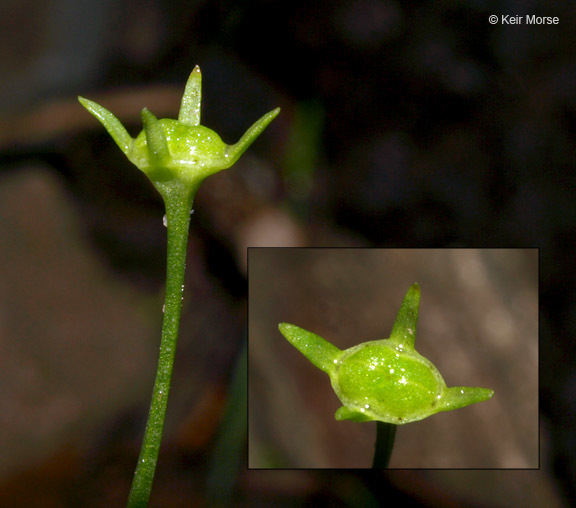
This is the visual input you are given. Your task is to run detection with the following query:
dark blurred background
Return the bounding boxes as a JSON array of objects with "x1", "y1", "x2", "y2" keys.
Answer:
[{"x1": 0, "y1": 1, "x2": 572, "y2": 507}]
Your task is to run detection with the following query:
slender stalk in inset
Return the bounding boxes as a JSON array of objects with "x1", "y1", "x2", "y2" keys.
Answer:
[{"x1": 372, "y1": 422, "x2": 397, "y2": 468}]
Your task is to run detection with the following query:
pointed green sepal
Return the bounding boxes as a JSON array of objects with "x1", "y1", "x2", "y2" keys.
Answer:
[
  {"x1": 440, "y1": 386, "x2": 494, "y2": 411},
  {"x1": 178, "y1": 65, "x2": 202, "y2": 126},
  {"x1": 335, "y1": 406, "x2": 375, "y2": 422},
  {"x1": 141, "y1": 108, "x2": 170, "y2": 166},
  {"x1": 225, "y1": 107, "x2": 281, "y2": 167},
  {"x1": 78, "y1": 96, "x2": 133, "y2": 155},
  {"x1": 388, "y1": 282, "x2": 420, "y2": 349},
  {"x1": 279, "y1": 323, "x2": 341, "y2": 375}
]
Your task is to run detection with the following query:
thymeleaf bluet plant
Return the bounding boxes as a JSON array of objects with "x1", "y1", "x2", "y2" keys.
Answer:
[{"x1": 80, "y1": 66, "x2": 279, "y2": 506}]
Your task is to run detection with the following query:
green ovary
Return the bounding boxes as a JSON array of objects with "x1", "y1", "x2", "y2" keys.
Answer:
[
  {"x1": 132, "y1": 120, "x2": 228, "y2": 176},
  {"x1": 332, "y1": 341, "x2": 444, "y2": 423}
]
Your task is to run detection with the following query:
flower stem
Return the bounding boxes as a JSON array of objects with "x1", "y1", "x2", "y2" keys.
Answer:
[
  {"x1": 126, "y1": 181, "x2": 195, "y2": 508},
  {"x1": 372, "y1": 422, "x2": 397, "y2": 468}
]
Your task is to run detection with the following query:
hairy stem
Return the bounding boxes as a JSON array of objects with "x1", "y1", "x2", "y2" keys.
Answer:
[{"x1": 126, "y1": 182, "x2": 195, "y2": 507}]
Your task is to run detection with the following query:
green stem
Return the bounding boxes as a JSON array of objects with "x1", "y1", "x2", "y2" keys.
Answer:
[
  {"x1": 372, "y1": 422, "x2": 397, "y2": 468},
  {"x1": 127, "y1": 181, "x2": 195, "y2": 508}
]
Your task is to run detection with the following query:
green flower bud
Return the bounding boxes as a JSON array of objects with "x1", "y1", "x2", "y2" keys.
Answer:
[
  {"x1": 79, "y1": 66, "x2": 280, "y2": 193},
  {"x1": 279, "y1": 283, "x2": 493, "y2": 425}
]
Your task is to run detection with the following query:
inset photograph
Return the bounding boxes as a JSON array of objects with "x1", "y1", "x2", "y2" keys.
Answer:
[{"x1": 248, "y1": 248, "x2": 538, "y2": 469}]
